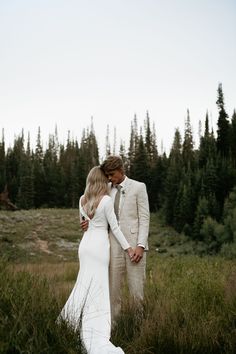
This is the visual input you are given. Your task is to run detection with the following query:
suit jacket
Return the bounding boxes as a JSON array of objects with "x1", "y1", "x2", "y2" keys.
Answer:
[{"x1": 109, "y1": 177, "x2": 150, "y2": 250}]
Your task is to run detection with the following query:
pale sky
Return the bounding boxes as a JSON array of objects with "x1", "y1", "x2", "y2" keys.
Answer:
[{"x1": 0, "y1": 0, "x2": 235, "y2": 157}]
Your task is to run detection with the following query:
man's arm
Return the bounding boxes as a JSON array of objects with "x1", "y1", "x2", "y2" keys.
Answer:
[{"x1": 132, "y1": 183, "x2": 149, "y2": 263}]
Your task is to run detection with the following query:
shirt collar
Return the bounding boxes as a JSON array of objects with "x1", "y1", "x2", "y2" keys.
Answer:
[
  {"x1": 113, "y1": 175, "x2": 127, "y2": 189},
  {"x1": 120, "y1": 175, "x2": 127, "y2": 189}
]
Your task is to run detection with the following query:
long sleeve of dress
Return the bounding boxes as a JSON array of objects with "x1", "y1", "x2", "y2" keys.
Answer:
[{"x1": 104, "y1": 197, "x2": 130, "y2": 250}]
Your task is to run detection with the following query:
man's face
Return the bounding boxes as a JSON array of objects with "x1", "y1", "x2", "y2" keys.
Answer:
[{"x1": 106, "y1": 169, "x2": 124, "y2": 185}]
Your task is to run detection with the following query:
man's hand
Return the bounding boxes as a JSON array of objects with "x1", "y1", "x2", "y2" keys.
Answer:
[
  {"x1": 132, "y1": 246, "x2": 144, "y2": 263},
  {"x1": 80, "y1": 219, "x2": 89, "y2": 231}
]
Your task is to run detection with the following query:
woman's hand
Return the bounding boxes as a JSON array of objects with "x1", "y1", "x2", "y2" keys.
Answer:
[{"x1": 126, "y1": 247, "x2": 135, "y2": 262}]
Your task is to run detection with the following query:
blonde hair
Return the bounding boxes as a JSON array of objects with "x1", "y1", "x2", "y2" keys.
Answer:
[{"x1": 83, "y1": 166, "x2": 109, "y2": 218}]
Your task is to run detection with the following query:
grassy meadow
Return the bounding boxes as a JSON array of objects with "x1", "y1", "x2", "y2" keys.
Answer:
[{"x1": 0, "y1": 209, "x2": 236, "y2": 353}]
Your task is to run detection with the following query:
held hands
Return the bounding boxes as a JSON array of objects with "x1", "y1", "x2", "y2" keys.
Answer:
[
  {"x1": 126, "y1": 246, "x2": 144, "y2": 263},
  {"x1": 131, "y1": 246, "x2": 144, "y2": 263}
]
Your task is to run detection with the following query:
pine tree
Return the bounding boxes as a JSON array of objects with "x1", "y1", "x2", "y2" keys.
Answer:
[
  {"x1": 105, "y1": 124, "x2": 111, "y2": 158},
  {"x1": 215, "y1": 155, "x2": 235, "y2": 218},
  {"x1": 119, "y1": 140, "x2": 129, "y2": 174},
  {"x1": 193, "y1": 196, "x2": 209, "y2": 240},
  {"x1": 173, "y1": 166, "x2": 195, "y2": 233},
  {"x1": 112, "y1": 127, "x2": 117, "y2": 155},
  {"x1": 164, "y1": 129, "x2": 183, "y2": 225},
  {"x1": 131, "y1": 132, "x2": 149, "y2": 185},
  {"x1": 79, "y1": 123, "x2": 99, "y2": 173},
  {"x1": 182, "y1": 109, "x2": 194, "y2": 169},
  {"x1": 5, "y1": 133, "x2": 25, "y2": 203},
  {"x1": 223, "y1": 186, "x2": 236, "y2": 242},
  {"x1": 43, "y1": 134, "x2": 63, "y2": 207},
  {"x1": 149, "y1": 153, "x2": 168, "y2": 211},
  {"x1": 216, "y1": 83, "x2": 230, "y2": 157},
  {"x1": 59, "y1": 134, "x2": 80, "y2": 207},
  {"x1": 33, "y1": 127, "x2": 46, "y2": 207},
  {"x1": 14, "y1": 131, "x2": 34, "y2": 209},
  {"x1": 229, "y1": 110, "x2": 236, "y2": 165},
  {"x1": 144, "y1": 111, "x2": 158, "y2": 167},
  {"x1": 202, "y1": 158, "x2": 217, "y2": 197},
  {"x1": 87, "y1": 119, "x2": 99, "y2": 168},
  {"x1": 199, "y1": 112, "x2": 217, "y2": 167},
  {"x1": 128, "y1": 114, "x2": 139, "y2": 177},
  {"x1": 0, "y1": 129, "x2": 6, "y2": 191},
  {"x1": 17, "y1": 162, "x2": 34, "y2": 209}
]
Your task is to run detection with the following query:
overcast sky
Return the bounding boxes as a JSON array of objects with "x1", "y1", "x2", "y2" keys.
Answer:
[{"x1": 0, "y1": 0, "x2": 235, "y2": 157}]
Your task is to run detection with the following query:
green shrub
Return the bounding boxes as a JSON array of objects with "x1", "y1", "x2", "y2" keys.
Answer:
[
  {"x1": 220, "y1": 242, "x2": 236, "y2": 259},
  {"x1": 200, "y1": 216, "x2": 225, "y2": 252}
]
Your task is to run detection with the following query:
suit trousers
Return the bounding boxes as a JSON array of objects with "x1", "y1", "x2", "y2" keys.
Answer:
[{"x1": 109, "y1": 234, "x2": 146, "y2": 323}]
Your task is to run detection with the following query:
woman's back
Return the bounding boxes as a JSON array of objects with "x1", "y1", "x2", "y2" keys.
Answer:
[{"x1": 80, "y1": 195, "x2": 111, "y2": 229}]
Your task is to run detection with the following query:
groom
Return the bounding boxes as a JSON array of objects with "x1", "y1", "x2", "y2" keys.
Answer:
[{"x1": 100, "y1": 155, "x2": 150, "y2": 323}]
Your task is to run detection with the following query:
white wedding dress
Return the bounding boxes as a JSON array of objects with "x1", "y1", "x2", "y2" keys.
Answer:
[{"x1": 58, "y1": 195, "x2": 130, "y2": 354}]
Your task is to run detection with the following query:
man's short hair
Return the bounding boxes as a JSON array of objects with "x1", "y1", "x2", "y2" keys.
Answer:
[{"x1": 100, "y1": 155, "x2": 124, "y2": 174}]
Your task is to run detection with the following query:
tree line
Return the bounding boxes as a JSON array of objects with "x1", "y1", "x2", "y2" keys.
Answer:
[{"x1": 1, "y1": 83, "x2": 236, "y2": 252}]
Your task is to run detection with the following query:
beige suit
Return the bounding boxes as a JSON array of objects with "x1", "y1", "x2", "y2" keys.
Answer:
[{"x1": 109, "y1": 177, "x2": 150, "y2": 322}]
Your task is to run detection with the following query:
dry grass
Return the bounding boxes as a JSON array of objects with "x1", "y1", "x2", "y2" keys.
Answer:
[{"x1": 0, "y1": 209, "x2": 82, "y2": 263}]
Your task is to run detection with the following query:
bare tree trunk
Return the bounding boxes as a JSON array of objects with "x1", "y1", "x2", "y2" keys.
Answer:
[{"x1": 0, "y1": 185, "x2": 18, "y2": 211}]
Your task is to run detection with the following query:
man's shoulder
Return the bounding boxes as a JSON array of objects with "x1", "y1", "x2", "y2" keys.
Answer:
[{"x1": 126, "y1": 177, "x2": 146, "y2": 187}]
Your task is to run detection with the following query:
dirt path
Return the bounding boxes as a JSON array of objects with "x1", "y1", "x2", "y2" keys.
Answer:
[{"x1": 36, "y1": 238, "x2": 52, "y2": 254}]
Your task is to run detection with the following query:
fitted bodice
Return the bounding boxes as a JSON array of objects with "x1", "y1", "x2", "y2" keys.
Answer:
[
  {"x1": 80, "y1": 195, "x2": 110, "y2": 231},
  {"x1": 79, "y1": 195, "x2": 130, "y2": 250}
]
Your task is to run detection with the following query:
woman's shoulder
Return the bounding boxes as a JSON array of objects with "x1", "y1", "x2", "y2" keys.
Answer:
[
  {"x1": 103, "y1": 194, "x2": 112, "y2": 202},
  {"x1": 101, "y1": 194, "x2": 112, "y2": 206},
  {"x1": 98, "y1": 195, "x2": 112, "y2": 213},
  {"x1": 79, "y1": 195, "x2": 85, "y2": 206}
]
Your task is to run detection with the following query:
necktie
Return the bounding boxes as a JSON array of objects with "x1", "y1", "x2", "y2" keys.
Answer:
[{"x1": 114, "y1": 185, "x2": 122, "y2": 219}]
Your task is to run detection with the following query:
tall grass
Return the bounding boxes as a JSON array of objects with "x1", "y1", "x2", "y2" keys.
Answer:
[
  {"x1": 113, "y1": 256, "x2": 236, "y2": 354},
  {"x1": 1, "y1": 256, "x2": 235, "y2": 353},
  {"x1": 0, "y1": 261, "x2": 81, "y2": 354}
]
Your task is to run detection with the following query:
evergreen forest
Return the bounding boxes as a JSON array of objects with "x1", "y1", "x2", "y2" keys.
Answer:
[{"x1": 1, "y1": 83, "x2": 236, "y2": 255}]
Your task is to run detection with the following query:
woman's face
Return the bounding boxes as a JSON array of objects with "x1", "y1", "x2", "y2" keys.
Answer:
[{"x1": 106, "y1": 169, "x2": 124, "y2": 185}]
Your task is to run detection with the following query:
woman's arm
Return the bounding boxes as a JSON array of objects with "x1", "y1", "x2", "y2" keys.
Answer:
[{"x1": 104, "y1": 197, "x2": 134, "y2": 258}]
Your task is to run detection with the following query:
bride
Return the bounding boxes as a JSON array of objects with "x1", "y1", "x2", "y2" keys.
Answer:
[{"x1": 58, "y1": 166, "x2": 134, "y2": 354}]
